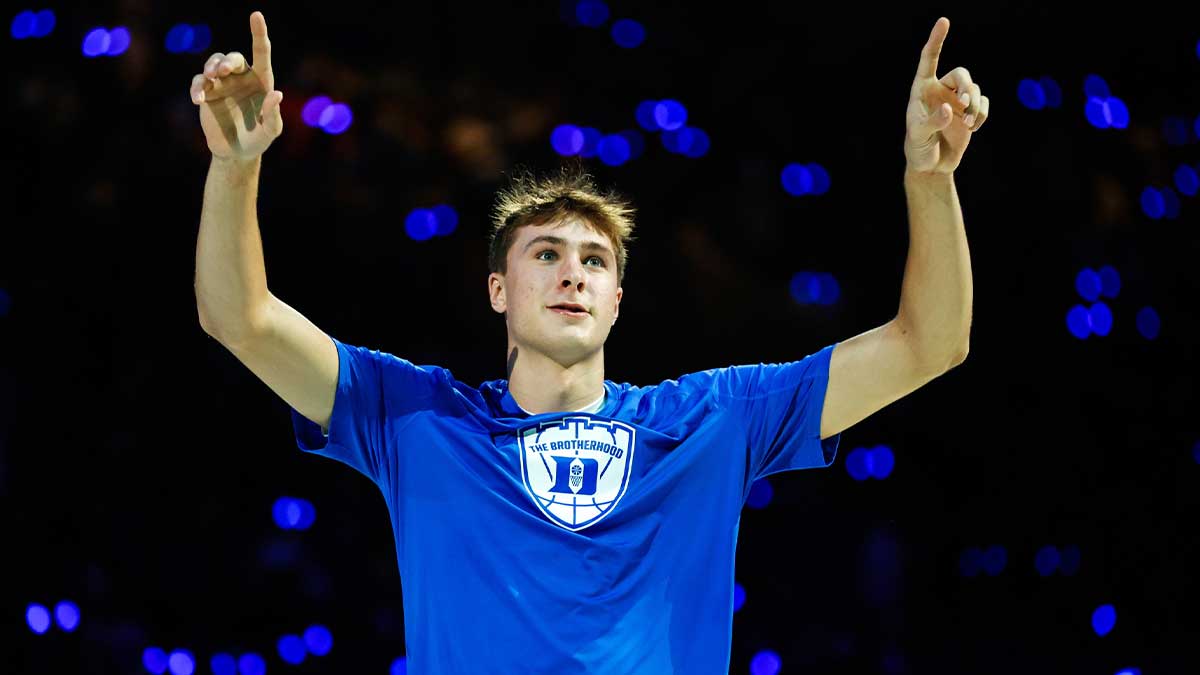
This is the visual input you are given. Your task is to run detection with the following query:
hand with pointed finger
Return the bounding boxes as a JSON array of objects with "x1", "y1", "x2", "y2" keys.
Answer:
[
  {"x1": 189, "y1": 11, "x2": 283, "y2": 161},
  {"x1": 903, "y1": 17, "x2": 990, "y2": 175}
]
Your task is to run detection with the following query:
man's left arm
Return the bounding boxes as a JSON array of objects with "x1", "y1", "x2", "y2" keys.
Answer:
[{"x1": 819, "y1": 16, "x2": 990, "y2": 441}]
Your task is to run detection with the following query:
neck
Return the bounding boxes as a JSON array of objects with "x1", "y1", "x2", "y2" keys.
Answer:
[{"x1": 506, "y1": 343, "x2": 606, "y2": 415}]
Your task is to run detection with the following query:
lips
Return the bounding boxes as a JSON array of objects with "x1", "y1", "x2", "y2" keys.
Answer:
[{"x1": 549, "y1": 303, "x2": 589, "y2": 316}]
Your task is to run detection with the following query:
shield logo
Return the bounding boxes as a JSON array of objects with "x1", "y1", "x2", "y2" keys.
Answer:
[{"x1": 518, "y1": 415, "x2": 637, "y2": 531}]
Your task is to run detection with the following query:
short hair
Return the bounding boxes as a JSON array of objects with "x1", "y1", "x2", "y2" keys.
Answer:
[{"x1": 489, "y1": 165, "x2": 636, "y2": 284}]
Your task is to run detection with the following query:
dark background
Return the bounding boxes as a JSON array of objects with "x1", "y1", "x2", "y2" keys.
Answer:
[{"x1": 4, "y1": 1, "x2": 1199, "y2": 673}]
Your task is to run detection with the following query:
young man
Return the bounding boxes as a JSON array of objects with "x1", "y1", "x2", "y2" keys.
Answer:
[{"x1": 193, "y1": 12, "x2": 985, "y2": 674}]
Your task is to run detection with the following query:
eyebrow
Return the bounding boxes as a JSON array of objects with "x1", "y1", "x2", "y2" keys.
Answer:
[{"x1": 523, "y1": 235, "x2": 614, "y2": 259}]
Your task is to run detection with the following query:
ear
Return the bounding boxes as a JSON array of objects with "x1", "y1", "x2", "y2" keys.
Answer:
[
  {"x1": 612, "y1": 286, "x2": 622, "y2": 324},
  {"x1": 488, "y1": 272, "x2": 507, "y2": 314}
]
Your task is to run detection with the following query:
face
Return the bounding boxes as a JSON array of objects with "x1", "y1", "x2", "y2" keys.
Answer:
[{"x1": 488, "y1": 216, "x2": 623, "y2": 366}]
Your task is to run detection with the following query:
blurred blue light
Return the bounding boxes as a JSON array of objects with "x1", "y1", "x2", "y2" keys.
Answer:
[
  {"x1": 26, "y1": 603, "x2": 51, "y2": 634},
  {"x1": 982, "y1": 545, "x2": 1007, "y2": 576},
  {"x1": 432, "y1": 204, "x2": 458, "y2": 237},
  {"x1": 1059, "y1": 544, "x2": 1081, "y2": 576},
  {"x1": 210, "y1": 654, "x2": 237, "y2": 675},
  {"x1": 750, "y1": 649, "x2": 782, "y2": 675},
  {"x1": 1140, "y1": 187, "x2": 1164, "y2": 219},
  {"x1": 789, "y1": 271, "x2": 820, "y2": 304},
  {"x1": 1085, "y1": 97, "x2": 1109, "y2": 129},
  {"x1": 845, "y1": 447, "x2": 870, "y2": 481},
  {"x1": 390, "y1": 657, "x2": 408, "y2": 675},
  {"x1": 1098, "y1": 265, "x2": 1121, "y2": 298},
  {"x1": 598, "y1": 134, "x2": 631, "y2": 166},
  {"x1": 653, "y1": 100, "x2": 687, "y2": 131},
  {"x1": 1135, "y1": 307, "x2": 1160, "y2": 340},
  {"x1": 1175, "y1": 164, "x2": 1199, "y2": 196},
  {"x1": 1106, "y1": 97, "x2": 1129, "y2": 129},
  {"x1": 238, "y1": 653, "x2": 266, "y2": 675},
  {"x1": 55, "y1": 600, "x2": 80, "y2": 631},
  {"x1": 11, "y1": 10, "x2": 36, "y2": 39},
  {"x1": 617, "y1": 130, "x2": 645, "y2": 159},
  {"x1": 746, "y1": 478, "x2": 773, "y2": 509},
  {"x1": 551, "y1": 124, "x2": 584, "y2": 156},
  {"x1": 1160, "y1": 186, "x2": 1181, "y2": 219},
  {"x1": 1193, "y1": 441, "x2": 1200, "y2": 464},
  {"x1": 1092, "y1": 604, "x2": 1117, "y2": 636},
  {"x1": 0, "y1": 287, "x2": 9, "y2": 317},
  {"x1": 579, "y1": 127, "x2": 602, "y2": 158},
  {"x1": 1075, "y1": 268, "x2": 1101, "y2": 301},
  {"x1": 319, "y1": 103, "x2": 353, "y2": 134},
  {"x1": 816, "y1": 273, "x2": 840, "y2": 305},
  {"x1": 611, "y1": 19, "x2": 645, "y2": 48},
  {"x1": 1164, "y1": 116, "x2": 1191, "y2": 146},
  {"x1": 406, "y1": 209, "x2": 438, "y2": 242},
  {"x1": 959, "y1": 546, "x2": 982, "y2": 577},
  {"x1": 107, "y1": 27, "x2": 131, "y2": 56},
  {"x1": 295, "y1": 498, "x2": 316, "y2": 530},
  {"x1": 165, "y1": 24, "x2": 194, "y2": 54},
  {"x1": 1017, "y1": 79, "x2": 1046, "y2": 110},
  {"x1": 143, "y1": 647, "x2": 169, "y2": 674},
  {"x1": 1066, "y1": 305, "x2": 1091, "y2": 339},
  {"x1": 575, "y1": 0, "x2": 610, "y2": 27},
  {"x1": 32, "y1": 9, "x2": 55, "y2": 37},
  {"x1": 1035, "y1": 545, "x2": 1060, "y2": 576},
  {"x1": 1195, "y1": 114, "x2": 1200, "y2": 142},
  {"x1": 782, "y1": 163, "x2": 813, "y2": 196},
  {"x1": 635, "y1": 100, "x2": 660, "y2": 131},
  {"x1": 168, "y1": 650, "x2": 195, "y2": 675},
  {"x1": 83, "y1": 28, "x2": 112, "y2": 58},
  {"x1": 1088, "y1": 302, "x2": 1113, "y2": 337},
  {"x1": 1115, "y1": 669, "x2": 1142, "y2": 675},
  {"x1": 806, "y1": 163, "x2": 831, "y2": 195},
  {"x1": 733, "y1": 583, "x2": 746, "y2": 612},
  {"x1": 661, "y1": 126, "x2": 695, "y2": 154},
  {"x1": 186, "y1": 24, "x2": 212, "y2": 54},
  {"x1": 302, "y1": 96, "x2": 333, "y2": 127},
  {"x1": 278, "y1": 635, "x2": 306, "y2": 664},
  {"x1": 304, "y1": 624, "x2": 334, "y2": 656},
  {"x1": 1083, "y1": 74, "x2": 1110, "y2": 98},
  {"x1": 683, "y1": 127, "x2": 711, "y2": 158},
  {"x1": 869, "y1": 446, "x2": 894, "y2": 479},
  {"x1": 273, "y1": 497, "x2": 295, "y2": 529},
  {"x1": 1039, "y1": 76, "x2": 1062, "y2": 108}
]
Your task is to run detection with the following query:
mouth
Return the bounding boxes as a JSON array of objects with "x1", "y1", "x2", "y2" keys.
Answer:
[{"x1": 548, "y1": 304, "x2": 590, "y2": 318}]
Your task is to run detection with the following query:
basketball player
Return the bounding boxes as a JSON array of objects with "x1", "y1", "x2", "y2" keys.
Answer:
[{"x1": 193, "y1": 11, "x2": 985, "y2": 673}]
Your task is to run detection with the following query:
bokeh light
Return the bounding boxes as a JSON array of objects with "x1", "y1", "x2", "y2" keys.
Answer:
[
  {"x1": 959, "y1": 546, "x2": 983, "y2": 577},
  {"x1": 1039, "y1": 76, "x2": 1062, "y2": 108},
  {"x1": 278, "y1": 635, "x2": 306, "y2": 664},
  {"x1": 551, "y1": 124, "x2": 585, "y2": 156},
  {"x1": 653, "y1": 100, "x2": 687, "y2": 131},
  {"x1": 746, "y1": 478, "x2": 773, "y2": 509},
  {"x1": 318, "y1": 103, "x2": 353, "y2": 134},
  {"x1": 1083, "y1": 74, "x2": 1110, "y2": 98},
  {"x1": 579, "y1": 127, "x2": 602, "y2": 158},
  {"x1": 1136, "y1": 306, "x2": 1160, "y2": 339},
  {"x1": 186, "y1": 24, "x2": 212, "y2": 54},
  {"x1": 106, "y1": 27, "x2": 131, "y2": 56},
  {"x1": 143, "y1": 647, "x2": 169, "y2": 674},
  {"x1": 302, "y1": 96, "x2": 333, "y2": 127},
  {"x1": 1193, "y1": 440, "x2": 1200, "y2": 465},
  {"x1": 405, "y1": 209, "x2": 438, "y2": 242},
  {"x1": 390, "y1": 656, "x2": 408, "y2": 675},
  {"x1": 617, "y1": 130, "x2": 645, "y2": 160},
  {"x1": 1060, "y1": 544, "x2": 1081, "y2": 576},
  {"x1": 168, "y1": 650, "x2": 195, "y2": 675},
  {"x1": 210, "y1": 654, "x2": 236, "y2": 675},
  {"x1": 54, "y1": 600, "x2": 80, "y2": 631},
  {"x1": 575, "y1": 0, "x2": 610, "y2": 27},
  {"x1": 868, "y1": 446, "x2": 895, "y2": 479},
  {"x1": 1140, "y1": 187, "x2": 1164, "y2": 219},
  {"x1": 1075, "y1": 268, "x2": 1101, "y2": 301},
  {"x1": 237, "y1": 652, "x2": 266, "y2": 675},
  {"x1": 1087, "y1": 302, "x2": 1113, "y2": 337},
  {"x1": 750, "y1": 649, "x2": 782, "y2": 675},
  {"x1": 635, "y1": 100, "x2": 660, "y2": 131},
  {"x1": 1175, "y1": 164, "x2": 1199, "y2": 196},
  {"x1": 11, "y1": 10, "x2": 37, "y2": 39},
  {"x1": 982, "y1": 545, "x2": 1007, "y2": 576},
  {"x1": 611, "y1": 19, "x2": 645, "y2": 48},
  {"x1": 789, "y1": 271, "x2": 840, "y2": 306},
  {"x1": 1098, "y1": 265, "x2": 1121, "y2": 298},
  {"x1": 1105, "y1": 97, "x2": 1129, "y2": 128},
  {"x1": 26, "y1": 603, "x2": 51, "y2": 634},
  {"x1": 598, "y1": 134, "x2": 631, "y2": 166},
  {"x1": 165, "y1": 24, "x2": 195, "y2": 54},
  {"x1": 1092, "y1": 604, "x2": 1117, "y2": 636},
  {"x1": 733, "y1": 583, "x2": 746, "y2": 612},
  {"x1": 304, "y1": 624, "x2": 334, "y2": 656},
  {"x1": 1066, "y1": 305, "x2": 1091, "y2": 339},
  {"x1": 432, "y1": 204, "x2": 458, "y2": 237},
  {"x1": 1017, "y1": 78, "x2": 1046, "y2": 110},
  {"x1": 83, "y1": 28, "x2": 112, "y2": 58},
  {"x1": 1035, "y1": 545, "x2": 1060, "y2": 576},
  {"x1": 1160, "y1": 186, "x2": 1181, "y2": 219}
]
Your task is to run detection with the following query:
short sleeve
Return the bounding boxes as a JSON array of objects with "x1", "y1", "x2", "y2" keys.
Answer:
[
  {"x1": 290, "y1": 337, "x2": 443, "y2": 488},
  {"x1": 711, "y1": 344, "x2": 841, "y2": 480}
]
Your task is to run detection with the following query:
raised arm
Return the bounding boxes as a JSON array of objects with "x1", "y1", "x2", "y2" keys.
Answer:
[{"x1": 193, "y1": 12, "x2": 338, "y2": 432}]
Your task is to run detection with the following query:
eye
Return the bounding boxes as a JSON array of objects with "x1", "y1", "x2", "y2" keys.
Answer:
[
  {"x1": 536, "y1": 250, "x2": 557, "y2": 261},
  {"x1": 585, "y1": 256, "x2": 605, "y2": 267}
]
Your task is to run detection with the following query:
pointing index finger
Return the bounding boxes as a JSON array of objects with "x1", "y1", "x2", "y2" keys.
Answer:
[
  {"x1": 916, "y1": 17, "x2": 949, "y2": 80},
  {"x1": 250, "y1": 11, "x2": 273, "y2": 84}
]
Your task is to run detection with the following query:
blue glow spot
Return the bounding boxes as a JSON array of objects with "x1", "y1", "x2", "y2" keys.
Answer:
[
  {"x1": 1084, "y1": 74, "x2": 1110, "y2": 98},
  {"x1": 238, "y1": 653, "x2": 265, "y2": 675},
  {"x1": 1017, "y1": 79, "x2": 1046, "y2": 110},
  {"x1": 143, "y1": 647, "x2": 168, "y2": 674},
  {"x1": 653, "y1": 100, "x2": 687, "y2": 131},
  {"x1": 186, "y1": 24, "x2": 211, "y2": 54},
  {"x1": 278, "y1": 635, "x2": 306, "y2": 664},
  {"x1": 390, "y1": 657, "x2": 408, "y2": 675},
  {"x1": 683, "y1": 127, "x2": 711, "y2": 158},
  {"x1": 1059, "y1": 545, "x2": 1081, "y2": 576},
  {"x1": 295, "y1": 498, "x2": 316, "y2": 530},
  {"x1": 11, "y1": 10, "x2": 36, "y2": 39},
  {"x1": 1195, "y1": 114, "x2": 1200, "y2": 142},
  {"x1": 1088, "y1": 302, "x2": 1113, "y2": 337},
  {"x1": 210, "y1": 654, "x2": 236, "y2": 675},
  {"x1": 319, "y1": 103, "x2": 353, "y2": 135},
  {"x1": 168, "y1": 650, "x2": 195, "y2": 675},
  {"x1": 782, "y1": 163, "x2": 813, "y2": 196},
  {"x1": 578, "y1": 127, "x2": 602, "y2": 158},
  {"x1": 1092, "y1": 604, "x2": 1117, "y2": 636},
  {"x1": 165, "y1": 24, "x2": 194, "y2": 54},
  {"x1": 983, "y1": 545, "x2": 1007, "y2": 576},
  {"x1": 1066, "y1": 305, "x2": 1091, "y2": 339},
  {"x1": 959, "y1": 547, "x2": 983, "y2": 577},
  {"x1": 1035, "y1": 545, "x2": 1060, "y2": 576},
  {"x1": 598, "y1": 134, "x2": 631, "y2": 166},
  {"x1": 869, "y1": 446, "x2": 894, "y2": 479},
  {"x1": 845, "y1": 447, "x2": 871, "y2": 481},
  {"x1": 0, "y1": 288, "x2": 10, "y2": 317},
  {"x1": 1039, "y1": 76, "x2": 1062, "y2": 108},
  {"x1": 1098, "y1": 265, "x2": 1121, "y2": 298},
  {"x1": 406, "y1": 209, "x2": 438, "y2": 242},
  {"x1": 733, "y1": 583, "x2": 746, "y2": 612},
  {"x1": 107, "y1": 27, "x2": 131, "y2": 56},
  {"x1": 1161, "y1": 186, "x2": 1181, "y2": 219},
  {"x1": 750, "y1": 649, "x2": 782, "y2": 675},
  {"x1": 611, "y1": 19, "x2": 645, "y2": 48},
  {"x1": 32, "y1": 9, "x2": 54, "y2": 37},
  {"x1": 26, "y1": 604, "x2": 51, "y2": 634},
  {"x1": 1135, "y1": 307, "x2": 1160, "y2": 340},
  {"x1": 1106, "y1": 97, "x2": 1129, "y2": 129},
  {"x1": 1075, "y1": 268, "x2": 1101, "y2": 301},
  {"x1": 302, "y1": 96, "x2": 332, "y2": 127},
  {"x1": 789, "y1": 271, "x2": 820, "y2": 305},
  {"x1": 1140, "y1": 187, "x2": 1164, "y2": 219},
  {"x1": 54, "y1": 601, "x2": 80, "y2": 631},
  {"x1": 1085, "y1": 97, "x2": 1110, "y2": 129},
  {"x1": 806, "y1": 163, "x2": 831, "y2": 195},
  {"x1": 635, "y1": 100, "x2": 660, "y2": 131},
  {"x1": 83, "y1": 28, "x2": 112, "y2": 58},
  {"x1": 746, "y1": 478, "x2": 773, "y2": 509},
  {"x1": 816, "y1": 273, "x2": 840, "y2": 305},
  {"x1": 1175, "y1": 164, "x2": 1199, "y2": 196},
  {"x1": 273, "y1": 497, "x2": 295, "y2": 529},
  {"x1": 432, "y1": 204, "x2": 458, "y2": 237},
  {"x1": 575, "y1": 0, "x2": 610, "y2": 27},
  {"x1": 551, "y1": 124, "x2": 584, "y2": 156},
  {"x1": 617, "y1": 130, "x2": 645, "y2": 160},
  {"x1": 304, "y1": 625, "x2": 333, "y2": 656},
  {"x1": 661, "y1": 126, "x2": 695, "y2": 154},
  {"x1": 1115, "y1": 669, "x2": 1141, "y2": 675},
  {"x1": 1164, "y1": 116, "x2": 1191, "y2": 146}
]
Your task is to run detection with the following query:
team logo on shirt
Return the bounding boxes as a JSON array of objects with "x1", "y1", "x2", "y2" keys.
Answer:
[{"x1": 518, "y1": 415, "x2": 636, "y2": 532}]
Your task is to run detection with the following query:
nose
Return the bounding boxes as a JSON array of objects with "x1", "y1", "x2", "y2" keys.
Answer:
[{"x1": 559, "y1": 257, "x2": 585, "y2": 291}]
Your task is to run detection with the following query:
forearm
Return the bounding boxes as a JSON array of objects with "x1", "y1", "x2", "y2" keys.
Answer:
[
  {"x1": 195, "y1": 155, "x2": 272, "y2": 344},
  {"x1": 895, "y1": 169, "x2": 973, "y2": 368}
]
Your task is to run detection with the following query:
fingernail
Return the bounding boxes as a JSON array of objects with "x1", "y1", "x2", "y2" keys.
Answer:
[
  {"x1": 964, "y1": 114, "x2": 975, "y2": 126},
  {"x1": 959, "y1": 93, "x2": 970, "y2": 106},
  {"x1": 196, "y1": 91, "x2": 204, "y2": 103}
]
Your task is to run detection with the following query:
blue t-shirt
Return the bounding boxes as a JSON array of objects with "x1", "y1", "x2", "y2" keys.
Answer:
[{"x1": 290, "y1": 337, "x2": 841, "y2": 674}]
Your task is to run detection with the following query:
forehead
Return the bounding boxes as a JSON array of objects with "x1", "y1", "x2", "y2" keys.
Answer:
[{"x1": 514, "y1": 216, "x2": 611, "y2": 249}]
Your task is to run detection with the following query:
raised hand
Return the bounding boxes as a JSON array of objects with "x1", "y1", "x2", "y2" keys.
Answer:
[
  {"x1": 190, "y1": 11, "x2": 283, "y2": 160},
  {"x1": 904, "y1": 18, "x2": 989, "y2": 175}
]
